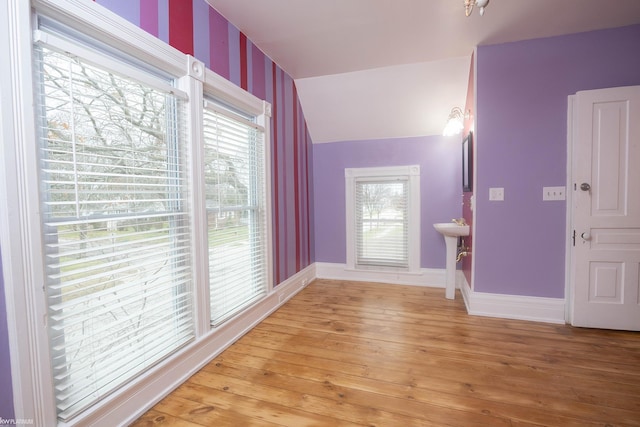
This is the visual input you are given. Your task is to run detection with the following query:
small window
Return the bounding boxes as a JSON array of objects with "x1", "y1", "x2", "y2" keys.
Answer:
[
  {"x1": 346, "y1": 166, "x2": 420, "y2": 272},
  {"x1": 355, "y1": 179, "x2": 409, "y2": 268}
]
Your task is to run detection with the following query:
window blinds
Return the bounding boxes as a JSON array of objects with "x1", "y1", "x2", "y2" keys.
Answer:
[
  {"x1": 355, "y1": 180, "x2": 409, "y2": 268},
  {"x1": 34, "y1": 45, "x2": 194, "y2": 420},
  {"x1": 203, "y1": 101, "x2": 268, "y2": 327}
]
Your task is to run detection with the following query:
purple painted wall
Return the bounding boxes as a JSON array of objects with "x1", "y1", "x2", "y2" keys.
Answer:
[
  {"x1": 475, "y1": 24, "x2": 640, "y2": 297},
  {"x1": 0, "y1": 248, "x2": 15, "y2": 421},
  {"x1": 313, "y1": 136, "x2": 462, "y2": 268}
]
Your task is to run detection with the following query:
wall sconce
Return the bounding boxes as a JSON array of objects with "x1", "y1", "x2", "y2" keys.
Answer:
[
  {"x1": 464, "y1": 0, "x2": 490, "y2": 17},
  {"x1": 443, "y1": 107, "x2": 469, "y2": 136}
]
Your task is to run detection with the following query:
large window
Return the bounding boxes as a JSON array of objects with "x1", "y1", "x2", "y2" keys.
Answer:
[
  {"x1": 203, "y1": 101, "x2": 269, "y2": 326},
  {"x1": 346, "y1": 166, "x2": 421, "y2": 272},
  {"x1": 20, "y1": 6, "x2": 272, "y2": 422},
  {"x1": 35, "y1": 43, "x2": 194, "y2": 420}
]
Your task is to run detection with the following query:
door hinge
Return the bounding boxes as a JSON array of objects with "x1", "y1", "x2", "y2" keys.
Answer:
[{"x1": 572, "y1": 229, "x2": 576, "y2": 246}]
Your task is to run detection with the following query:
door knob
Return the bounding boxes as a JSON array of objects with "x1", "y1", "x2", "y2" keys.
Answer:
[
  {"x1": 580, "y1": 183, "x2": 591, "y2": 191},
  {"x1": 581, "y1": 232, "x2": 591, "y2": 241}
]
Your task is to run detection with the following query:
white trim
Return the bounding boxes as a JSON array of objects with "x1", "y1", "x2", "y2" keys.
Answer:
[
  {"x1": 33, "y1": 0, "x2": 187, "y2": 77},
  {"x1": 459, "y1": 275, "x2": 566, "y2": 324},
  {"x1": 1, "y1": 0, "x2": 57, "y2": 423},
  {"x1": 316, "y1": 262, "x2": 445, "y2": 288},
  {"x1": 179, "y1": 72, "x2": 210, "y2": 336},
  {"x1": 66, "y1": 265, "x2": 314, "y2": 427},
  {"x1": 33, "y1": 29, "x2": 187, "y2": 100},
  {"x1": 470, "y1": 46, "x2": 478, "y2": 292},
  {"x1": 316, "y1": 263, "x2": 566, "y2": 324},
  {"x1": 261, "y1": 100, "x2": 274, "y2": 296},
  {"x1": 344, "y1": 165, "x2": 421, "y2": 273},
  {"x1": 565, "y1": 95, "x2": 576, "y2": 324},
  {"x1": 204, "y1": 66, "x2": 267, "y2": 117}
]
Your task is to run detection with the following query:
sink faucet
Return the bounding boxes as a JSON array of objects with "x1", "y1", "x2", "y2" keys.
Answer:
[{"x1": 451, "y1": 218, "x2": 467, "y2": 226}]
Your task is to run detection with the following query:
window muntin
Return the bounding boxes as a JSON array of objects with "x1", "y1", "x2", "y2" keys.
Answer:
[
  {"x1": 34, "y1": 44, "x2": 193, "y2": 420},
  {"x1": 203, "y1": 101, "x2": 268, "y2": 326}
]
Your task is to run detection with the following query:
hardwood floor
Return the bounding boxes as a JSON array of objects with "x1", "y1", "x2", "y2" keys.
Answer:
[{"x1": 131, "y1": 279, "x2": 640, "y2": 426}]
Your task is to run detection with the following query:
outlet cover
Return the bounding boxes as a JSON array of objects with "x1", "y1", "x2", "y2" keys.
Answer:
[
  {"x1": 489, "y1": 187, "x2": 504, "y2": 201},
  {"x1": 543, "y1": 186, "x2": 565, "y2": 201}
]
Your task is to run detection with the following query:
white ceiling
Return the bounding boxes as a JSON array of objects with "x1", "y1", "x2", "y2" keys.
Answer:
[{"x1": 206, "y1": 0, "x2": 640, "y2": 142}]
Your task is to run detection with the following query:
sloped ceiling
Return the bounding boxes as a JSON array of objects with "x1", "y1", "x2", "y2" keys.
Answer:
[{"x1": 206, "y1": 0, "x2": 640, "y2": 142}]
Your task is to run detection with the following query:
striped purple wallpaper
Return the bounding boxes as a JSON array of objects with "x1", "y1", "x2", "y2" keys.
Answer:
[{"x1": 96, "y1": 0, "x2": 315, "y2": 284}]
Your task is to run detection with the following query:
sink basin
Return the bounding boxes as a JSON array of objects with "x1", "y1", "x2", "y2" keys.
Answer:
[
  {"x1": 433, "y1": 222, "x2": 470, "y2": 237},
  {"x1": 433, "y1": 222, "x2": 470, "y2": 300}
]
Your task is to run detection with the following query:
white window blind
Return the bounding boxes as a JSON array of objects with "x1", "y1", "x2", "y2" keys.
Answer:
[
  {"x1": 355, "y1": 179, "x2": 409, "y2": 268},
  {"x1": 34, "y1": 44, "x2": 194, "y2": 420},
  {"x1": 203, "y1": 101, "x2": 268, "y2": 327}
]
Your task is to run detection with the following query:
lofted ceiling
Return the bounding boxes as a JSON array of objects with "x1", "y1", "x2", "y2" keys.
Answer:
[{"x1": 206, "y1": 0, "x2": 640, "y2": 143}]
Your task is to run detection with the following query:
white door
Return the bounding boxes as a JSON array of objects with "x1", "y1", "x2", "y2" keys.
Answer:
[{"x1": 570, "y1": 85, "x2": 640, "y2": 331}]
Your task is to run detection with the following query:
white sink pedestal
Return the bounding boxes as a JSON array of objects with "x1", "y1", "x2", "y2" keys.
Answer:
[
  {"x1": 442, "y1": 235, "x2": 459, "y2": 299},
  {"x1": 433, "y1": 222, "x2": 470, "y2": 300}
]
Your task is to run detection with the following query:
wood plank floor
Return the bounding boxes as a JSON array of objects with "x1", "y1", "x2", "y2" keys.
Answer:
[{"x1": 131, "y1": 279, "x2": 640, "y2": 427}]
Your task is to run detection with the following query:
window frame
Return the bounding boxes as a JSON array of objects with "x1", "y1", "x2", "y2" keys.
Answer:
[
  {"x1": 34, "y1": 41, "x2": 196, "y2": 420},
  {"x1": 345, "y1": 165, "x2": 421, "y2": 273},
  {"x1": 0, "y1": 0, "x2": 273, "y2": 425},
  {"x1": 202, "y1": 96, "x2": 272, "y2": 328}
]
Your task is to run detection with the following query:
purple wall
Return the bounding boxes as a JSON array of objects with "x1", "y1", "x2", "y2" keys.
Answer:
[
  {"x1": 313, "y1": 136, "x2": 462, "y2": 268},
  {"x1": 0, "y1": 248, "x2": 15, "y2": 421},
  {"x1": 475, "y1": 24, "x2": 640, "y2": 297}
]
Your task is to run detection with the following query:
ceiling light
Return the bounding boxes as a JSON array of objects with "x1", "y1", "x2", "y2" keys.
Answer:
[
  {"x1": 443, "y1": 107, "x2": 466, "y2": 136},
  {"x1": 464, "y1": 0, "x2": 490, "y2": 17}
]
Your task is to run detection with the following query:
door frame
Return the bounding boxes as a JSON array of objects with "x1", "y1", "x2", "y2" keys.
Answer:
[{"x1": 564, "y1": 95, "x2": 577, "y2": 324}]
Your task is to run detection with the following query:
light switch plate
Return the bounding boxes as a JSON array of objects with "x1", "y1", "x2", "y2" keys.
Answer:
[
  {"x1": 489, "y1": 187, "x2": 504, "y2": 201},
  {"x1": 543, "y1": 186, "x2": 565, "y2": 201}
]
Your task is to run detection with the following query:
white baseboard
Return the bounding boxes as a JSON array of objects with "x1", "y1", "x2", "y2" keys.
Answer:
[
  {"x1": 82, "y1": 265, "x2": 315, "y2": 427},
  {"x1": 315, "y1": 262, "x2": 445, "y2": 288},
  {"x1": 316, "y1": 262, "x2": 566, "y2": 325},
  {"x1": 459, "y1": 277, "x2": 566, "y2": 324}
]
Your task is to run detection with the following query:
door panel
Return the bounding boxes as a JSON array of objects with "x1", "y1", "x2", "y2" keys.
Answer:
[
  {"x1": 571, "y1": 85, "x2": 640, "y2": 331},
  {"x1": 592, "y1": 101, "x2": 628, "y2": 216}
]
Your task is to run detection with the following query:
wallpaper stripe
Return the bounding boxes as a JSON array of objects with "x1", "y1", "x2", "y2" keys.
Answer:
[
  {"x1": 209, "y1": 7, "x2": 229, "y2": 80},
  {"x1": 293, "y1": 83, "x2": 301, "y2": 272},
  {"x1": 168, "y1": 0, "x2": 193, "y2": 55},
  {"x1": 240, "y1": 32, "x2": 248, "y2": 91},
  {"x1": 252, "y1": 41, "x2": 266, "y2": 100},
  {"x1": 281, "y1": 70, "x2": 289, "y2": 278},
  {"x1": 271, "y1": 61, "x2": 281, "y2": 283},
  {"x1": 306, "y1": 125, "x2": 313, "y2": 265},
  {"x1": 157, "y1": 0, "x2": 169, "y2": 44},
  {"x1": 193, "y1": 0, "x2": 210, "y2": 68},
  {"x1": 140, "y1": 0, "x2": 158, "y2": 37},
  {"x1": 228, "y1": 24, "x2": 240, "y2": 87},
  {"x1": 95, "y1": 0, "x2": 139, "y2": 26}
]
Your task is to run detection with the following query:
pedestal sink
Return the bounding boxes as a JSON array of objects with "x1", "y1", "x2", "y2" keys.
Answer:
[{"x1": 433, "y1": 222, "x2": 470, "y2": 299}]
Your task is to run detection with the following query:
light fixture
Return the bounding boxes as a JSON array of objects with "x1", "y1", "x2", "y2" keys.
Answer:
[
  {"x1": 443, "y1": 107, "x2": 466, "y2": 136},
  {"x1": 464, "y1": 0, "x2": 490, "y2": 17}
]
